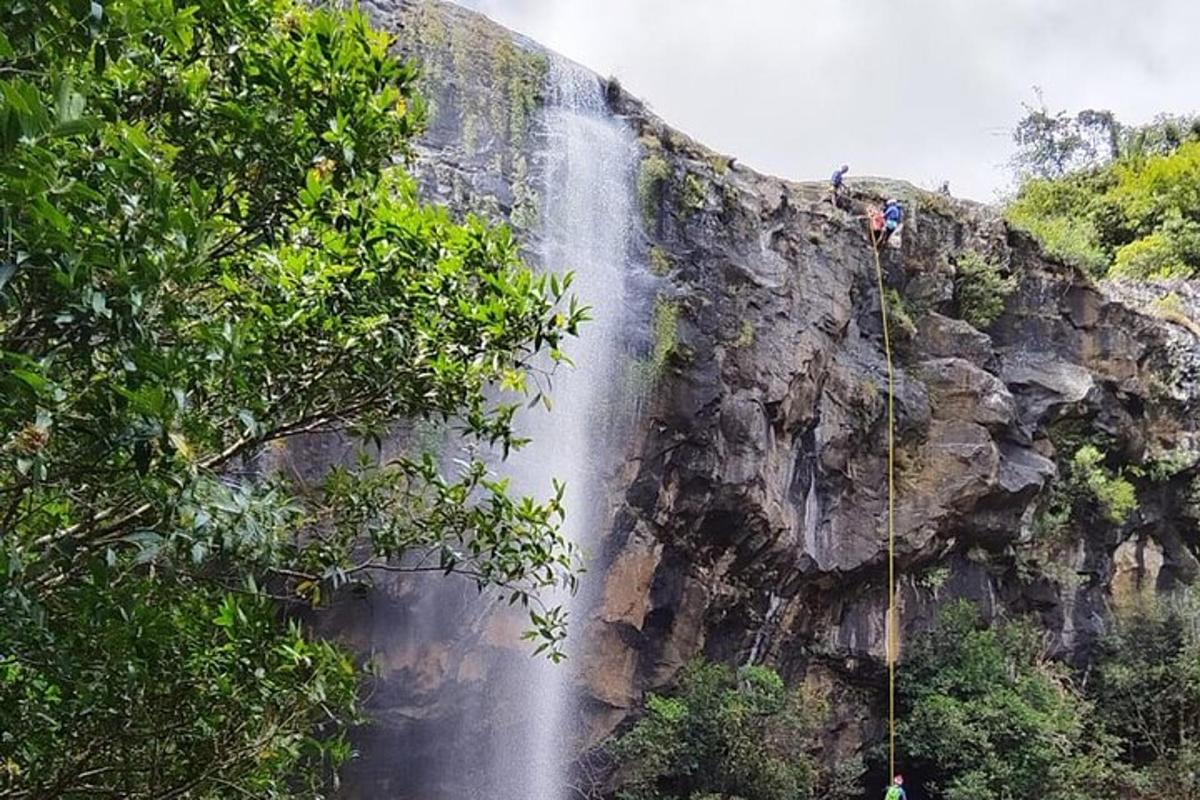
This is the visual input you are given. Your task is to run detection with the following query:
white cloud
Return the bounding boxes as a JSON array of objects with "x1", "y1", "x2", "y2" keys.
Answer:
[{"x1": 455, "y1": 0, "x2": 1200, "y2": 202}]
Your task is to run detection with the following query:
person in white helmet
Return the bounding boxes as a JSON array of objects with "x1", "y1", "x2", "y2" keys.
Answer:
[{"x1": 881, "y1": 198, "x2": 903, "y2": 243}]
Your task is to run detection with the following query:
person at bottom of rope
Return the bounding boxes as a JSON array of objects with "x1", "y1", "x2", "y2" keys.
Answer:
[{"x1": 884, "y1": 773, "x2": 907, "y2": 800}]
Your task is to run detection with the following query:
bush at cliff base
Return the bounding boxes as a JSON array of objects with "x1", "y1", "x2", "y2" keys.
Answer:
[{"x1": 899, "y1": 597, "x2": 1200, "y2": 800}]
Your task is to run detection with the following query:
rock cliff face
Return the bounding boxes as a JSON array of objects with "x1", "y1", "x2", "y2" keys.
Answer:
[{"x1": 338, "y1": 1, "x2": 1200, "y2": 796}]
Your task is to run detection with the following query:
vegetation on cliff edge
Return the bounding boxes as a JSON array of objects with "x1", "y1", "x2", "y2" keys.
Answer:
[{"x1": 1006, "y1": 101, "x2": 1200, "y2": 279}]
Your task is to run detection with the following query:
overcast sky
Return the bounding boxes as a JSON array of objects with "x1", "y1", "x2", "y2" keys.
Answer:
[{"x1": 455, "y1": 0, "x2": 1200, "y2": 202}]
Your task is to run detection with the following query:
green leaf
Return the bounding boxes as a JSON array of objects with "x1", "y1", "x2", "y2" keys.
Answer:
[
  {"x1": 124, "y1": 531, "x2": 164, "y2": 565},
  {"x1": 213, "y1": 597, "x2": 237, "y2": 628},
  {"x1": 50, "y1": 118, "x2": 96, "y2": 139},
  {"x1": 33, "y1": 198, "x2": 71, "y2": 235},
  {"x1": 11, "y1": 369, "x2": 47, "y2": 393},
  {"x1": 54, "y1": 78, "x2": 85, "y2": 125}
]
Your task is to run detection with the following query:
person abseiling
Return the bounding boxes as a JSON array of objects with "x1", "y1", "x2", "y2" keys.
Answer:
[
  {"x1": 868, "y1": 205, "x2": 885, "y2": 243},
  {"x1": 884, "y1": 773, "x2": 907, "y2": 800}
]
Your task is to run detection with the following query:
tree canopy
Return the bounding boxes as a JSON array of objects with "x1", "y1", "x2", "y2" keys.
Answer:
[
  {"x1": 1006, "y1": 101, "x2": 1200, "y2": 279},
  {"x1": 898, "y1": 602, "x2": 1114, "y2": 800},
  {"x1": 897, "y1": 596, "x2": 1200, "y2": 800},
  {"x1": 609, "y1": 661, "x2": 830, "y2": 800},
  {"x1": 0, "y1": 0, "x2": 582, "y2": 795},
  {"x1": 1093, "y1": 593, "x2": 1200, "y2": 798}
]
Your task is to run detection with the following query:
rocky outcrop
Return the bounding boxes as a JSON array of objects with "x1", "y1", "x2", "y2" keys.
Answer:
[{"x1": 333, "y1": 1, "x2": 1200, "y2": 796}]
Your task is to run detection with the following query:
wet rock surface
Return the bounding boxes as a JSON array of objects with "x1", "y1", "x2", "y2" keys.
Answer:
[{"x1": 328, "y1": 2, "x2": 1200, "y2": 795}]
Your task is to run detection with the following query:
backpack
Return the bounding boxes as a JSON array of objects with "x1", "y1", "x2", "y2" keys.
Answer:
[{"x1": 884, "y1": 786, "x2": 904, "y2": 800}]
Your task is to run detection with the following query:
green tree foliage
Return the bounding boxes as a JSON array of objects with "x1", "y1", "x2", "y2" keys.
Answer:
[
  {"x1": 0, "y1": 582, "x2": 357, "y2": 797},
  {"x1": 610, "y1": 661, "x2": 836, "y2": 800},
  {"x1": 1034, "y1": 440, "x2": 1140, "y2": 540},
  {"x1": 1006, "y1": 103, "x2": 1200, "y2": 279},
  {"x1": 1106, "y1": 146, "x2": 1200, "y2": 278},
  {"x1": 0, "y1": 0, "x2": 583, "y2": 795},
  {"x1": 897, "y1": 595, "x2": 1200, "y2": 799},
  {"x1": 898, "y1": 602, "x2": 1114, "y2": 800},
  {"x1": 1093, "y1": 592, "x2": 1200, "y2": 799},
  {"x1": 1011, "y1": 96, "x2": 1120, "y2": 180},
  {"x1": 953, "y1": 250, "x2": 1016, "y2": 330},
  {"x1": 1071, "y1": 445, "x2": 1138, "y2": 524}
]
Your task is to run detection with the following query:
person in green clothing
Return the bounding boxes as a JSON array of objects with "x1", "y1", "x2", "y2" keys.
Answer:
[{"x1": 884, "y1": 773, "x2": 907, "y2": 800}]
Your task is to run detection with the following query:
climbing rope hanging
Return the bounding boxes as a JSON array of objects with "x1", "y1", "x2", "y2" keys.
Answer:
[{"x1": 867, "y1": 219, "x2": 899, "y2": 781}]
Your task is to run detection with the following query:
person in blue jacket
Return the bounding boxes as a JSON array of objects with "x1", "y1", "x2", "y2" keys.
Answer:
[
  {"x1": 830, "y1": 164, "x2": 849, "y2": 204},
  {"x1": 882, "y1": 198, "x2": 903, "y2": 241}
]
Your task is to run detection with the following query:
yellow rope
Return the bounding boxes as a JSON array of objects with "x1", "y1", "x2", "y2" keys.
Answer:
[{"x1": 868, "y1": 222, "x2": 898, "y2": 781}]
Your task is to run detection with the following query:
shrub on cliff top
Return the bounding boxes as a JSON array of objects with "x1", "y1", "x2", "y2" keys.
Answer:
[
  {"x1": 1006, "y1": 103, "x2": 1200, "y2": 280},
  {"x1": 1004, "y1": 174, "x2": 1110, "y2": 274}
]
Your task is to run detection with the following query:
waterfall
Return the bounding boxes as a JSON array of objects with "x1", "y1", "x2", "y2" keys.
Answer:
[
  {"x1": 481, "y1": 57, "x2": 639, "y2": 800},
  {"x1": 803, "y1": 468, "x2": 821, "y2": 556},
  {"x1": 746, "y1": 593, "x2": 784, "y2": 666},
  {"x1": 334, "y1": 48, "x2": 640, "y2": 800}
]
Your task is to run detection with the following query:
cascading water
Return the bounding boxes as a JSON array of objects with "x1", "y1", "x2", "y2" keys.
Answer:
[
  {"x1": 483, "y1": 56, "x2": 640, "y2": 800},
  {"x1": 334, "y1": 42, "x2": 642, "y2": 800}
]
